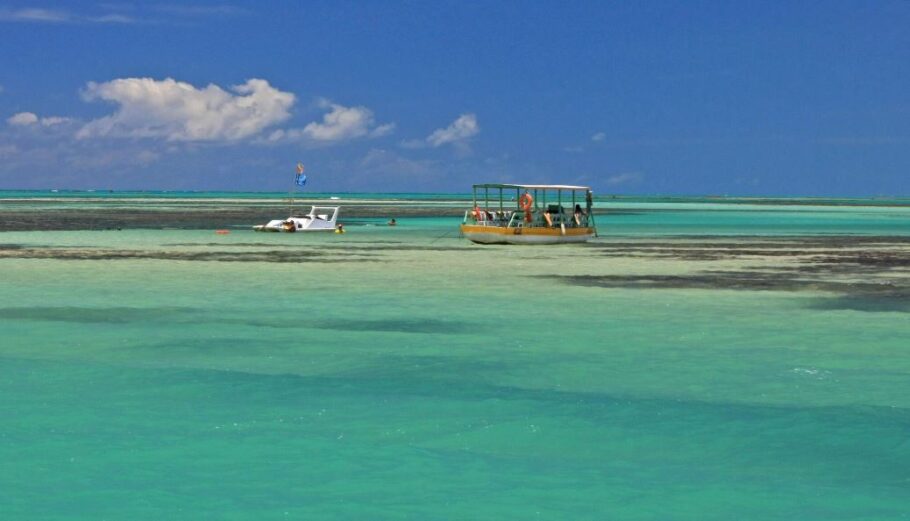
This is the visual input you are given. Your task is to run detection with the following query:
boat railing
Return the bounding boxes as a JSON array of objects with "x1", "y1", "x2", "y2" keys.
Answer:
[
  {"x1": 465, "y1": 206, "x2": 593, "y2": 230},
  {"x1": 466, "y1": 209, "x2": 517, "y2": 227},
  {"x1": 507, "y1": 212, "x2": 521, "y2": 228}
]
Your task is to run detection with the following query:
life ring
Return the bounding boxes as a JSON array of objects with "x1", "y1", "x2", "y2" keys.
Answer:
[
  {"x1": 524, "y1": 209, "x2": 532, "y2": 223},
  {"x1": 519, "y1": 193, "x2": 534, "y2": 211}
]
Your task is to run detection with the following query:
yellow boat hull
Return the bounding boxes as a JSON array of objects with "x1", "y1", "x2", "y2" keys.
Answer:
[{"x1": 460, "y1": 224, "x2": 595, "y2": 244}]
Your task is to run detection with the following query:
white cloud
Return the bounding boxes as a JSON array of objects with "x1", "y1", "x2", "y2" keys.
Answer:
[
  {"x1": 7, "y1": 112, "x2": 74, "y2": 128},
  {"x1": 301, "y1": 100, "x2": 394, "y2": 142},
  {"x1": 261, "y1": 99, "x2": 394, "y2": 145},
  {"x1": 604, "y1": 172, "x2": 644, "y2": 186},
  {"x1": 7, "y1": 112, "x2": 39, "y2": 126},
  {"x1": 76, "y1": 77, "x2": 295, "y2": 141},
  {"x1": 0, "y1": 84, "x2": 5, "y2": 94},
  {"x1": 591, "y1": 132, "x2": 606, "y2": 142},
  {"x1": 0, "y1": 7, "x2": 135, "y2": 23},
  {"x1": 426, "y1": 113, "x2": 479, "y2": 147},
  {"x1": 370, "y1": 123, "x2": 396, "y2": 138},
  {"x1": 0, "y1": 8, "x2": 70, "y2": 22},
  {"x1": 39, "y1": 116, "x2": 72, "y2": 126}
]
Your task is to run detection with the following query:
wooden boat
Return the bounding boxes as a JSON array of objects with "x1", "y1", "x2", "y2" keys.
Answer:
[{"x1": 460, "y1": 184, "x2": 597, "y2": 244}]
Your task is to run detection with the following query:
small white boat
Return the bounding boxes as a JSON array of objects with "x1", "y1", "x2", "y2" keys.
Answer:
[
  {"x1": 460, "y1": 184, "x2": 597, "y2": 244},
  {"x1": 253, "y1": 206, "x2": 340, "y2": 232}
]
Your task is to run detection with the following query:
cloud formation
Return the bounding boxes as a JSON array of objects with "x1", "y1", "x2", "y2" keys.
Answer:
[
  {"x1": 401, "y1": 113, "x2": 480, "y2": 151},
  {"x1": 264, "y1": 99, "x2": 393, "y2": 145},
  {"x1": 7, "y1": 112, "x2": 38, "y2": 126},
  {"x1": 426, "y1": 113, "x2": 479, "y2": 147},
  {"x1": 301, "y1": 100, "x2": 393, "y2": 142},
  {"x1": 591, "y1": 132, "x2": 606, "y2": 142},
  {"x1": 7, "y1": 111, "x2": 71, "y2": 127},
  {"x1": 76, "y1": 78, "x2": 295, "y2": 141},
  {"x1": 0, "y1": 7, "x2": 135, "y2": 24}
]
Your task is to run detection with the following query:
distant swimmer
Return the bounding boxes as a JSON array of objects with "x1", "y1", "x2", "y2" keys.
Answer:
[
  {"x1": 335, "y1": 223, "x2": 345, "y2": 234},
  {"x1": 388, "y1": 218, "x2": 397, "y2": 226}
]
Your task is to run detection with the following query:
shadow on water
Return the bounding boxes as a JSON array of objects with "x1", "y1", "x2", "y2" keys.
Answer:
[
  {"x1": 307, "y1": 318, "x2": 476, "y2": 334},
  {"x1": 234, "y1": 317, "x2": 479, "y2": 334},
  {"x1": 0, "y1": 306, "x2": 198, "y2": 323},
  {"x1": 0, "y1": 306, "x2": 482, "y2": 334}
]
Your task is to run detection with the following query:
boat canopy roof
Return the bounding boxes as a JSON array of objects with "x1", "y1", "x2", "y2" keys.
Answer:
[{"x1": 472, "y1": 183, "x2": 591, "y2": 191}]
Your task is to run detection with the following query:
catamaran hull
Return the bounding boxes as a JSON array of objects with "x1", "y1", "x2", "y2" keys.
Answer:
[
  {"x1": 253, "y1": 225, "x2": 334, "y2": 232},
  {"x1": 460, "y1": 225, "x2": 595, "y2": 244},
  {"x1": 252, "y1": 207, "x2": 341, "y2": 232}
]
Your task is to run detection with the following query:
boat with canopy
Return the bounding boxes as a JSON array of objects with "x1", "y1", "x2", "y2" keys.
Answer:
[{"x1": 460, "y1": 184, "x2": 597, "y2": 244}]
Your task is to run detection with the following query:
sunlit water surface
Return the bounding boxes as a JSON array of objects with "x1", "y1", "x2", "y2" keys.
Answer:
[{"x1": 1, "y1": 198, "x2": 909, "y2": 520}]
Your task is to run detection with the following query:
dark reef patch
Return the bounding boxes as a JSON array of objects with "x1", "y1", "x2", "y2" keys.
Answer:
[
  {"x1": 547, "y1": 272, "x2": 908, "y2": 296},
  {"x1": 0, "y1": 205, "x2": 471, "y2": 231},
  {"x1": 0, "y1": 247, "x2": 381, "y2": 263},
  {"x1": 162, "y1": 242, "x2": 467, "y2": 252},
  {"x1": 806, "y1": 295, "x2": 910, "y2": 313},
  {"x1": 548, "y1": 234, "x2": 910, "y2": 312}
]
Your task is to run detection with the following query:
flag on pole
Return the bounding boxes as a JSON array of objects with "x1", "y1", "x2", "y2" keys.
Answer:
[{"x1": 294, "y1": 162, "x2": 307, "y2": 186}]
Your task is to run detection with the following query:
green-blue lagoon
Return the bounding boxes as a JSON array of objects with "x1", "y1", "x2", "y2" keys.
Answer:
[{"x1": 1, "y1": 193, "x2": 909, "y2": 519}]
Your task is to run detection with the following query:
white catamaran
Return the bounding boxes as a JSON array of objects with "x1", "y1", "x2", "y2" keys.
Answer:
[
  {"x1": 460, "y1": 184, "x2": 597, "y2": 244},
  {"x1": 252, "y1": 162, "x2": 345, "y2": 233},
  {"x1": 253, "y1": 206, "x2": 340, "y2": 232}
]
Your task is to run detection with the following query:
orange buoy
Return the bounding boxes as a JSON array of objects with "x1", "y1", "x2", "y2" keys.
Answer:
[{"x1": 519, "y1": 192, "x2": 534, "y2": 211}]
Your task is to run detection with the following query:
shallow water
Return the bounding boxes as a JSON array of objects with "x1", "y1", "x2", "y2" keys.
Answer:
[{"x1": 1, "y1": 197, "x2": 909, "y2": 519}]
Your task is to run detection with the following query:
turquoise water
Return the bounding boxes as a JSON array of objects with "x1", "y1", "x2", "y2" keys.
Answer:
[{"x1": 1, "y1": 197, "x2": 909, "y2": 519}]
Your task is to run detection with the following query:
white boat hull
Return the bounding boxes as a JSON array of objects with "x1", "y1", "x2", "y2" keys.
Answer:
[{"x1": 253, "y1": 206, "x2": 340, "y2": 232}]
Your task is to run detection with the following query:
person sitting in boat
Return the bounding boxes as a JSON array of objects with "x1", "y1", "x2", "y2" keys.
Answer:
[
  {"x1": 574, "y1": 204, "x2": 585, "y2": 226},
  {"x1": 543, "y1": 208, "x2": 554, "y2": 227}
]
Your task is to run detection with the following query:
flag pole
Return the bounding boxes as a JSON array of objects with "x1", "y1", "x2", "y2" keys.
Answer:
[{"x1": 289, "y1": 162, "x2": 306, "y2": 216}]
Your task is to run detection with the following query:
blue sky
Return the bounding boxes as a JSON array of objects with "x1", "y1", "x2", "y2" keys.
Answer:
[{"x1": 1, "y1": 1, "x2": 908, "y2": 195}]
